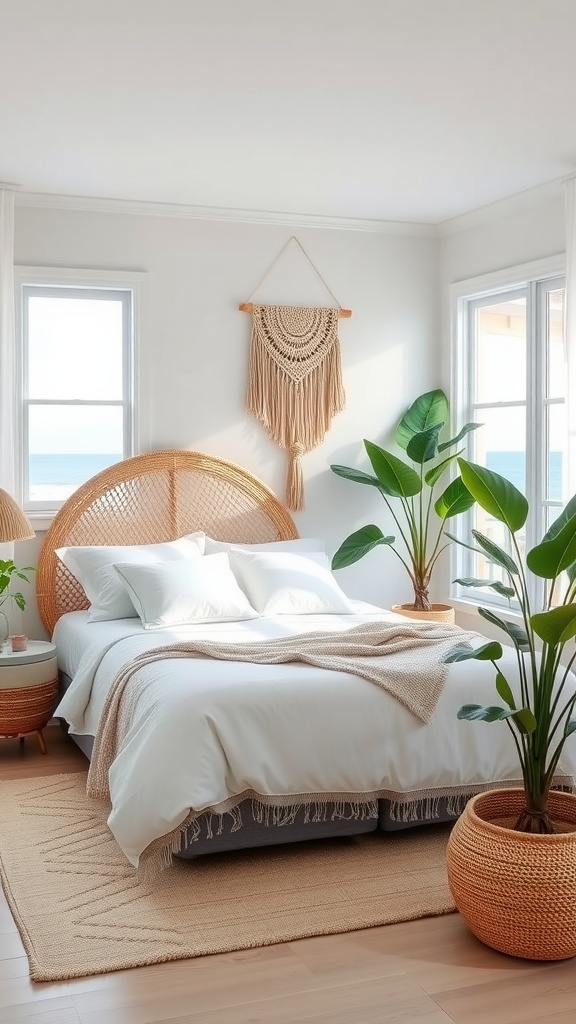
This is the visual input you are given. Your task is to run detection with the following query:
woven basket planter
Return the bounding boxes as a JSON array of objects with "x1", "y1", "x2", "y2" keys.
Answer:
[
  {"x1": 391, "y1": 603, "x2": 455, "y2": 625},
  {"x1": 447, "y1": 788, "x2": 576, "y2": 960}
]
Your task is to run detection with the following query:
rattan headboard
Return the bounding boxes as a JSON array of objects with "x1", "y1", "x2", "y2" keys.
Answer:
[{"x1": 37, "y1": 449, "x2": 299, "y2": 635}]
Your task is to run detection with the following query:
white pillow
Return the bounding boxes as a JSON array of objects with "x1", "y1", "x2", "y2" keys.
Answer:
[
  {"x1": 113, "y1": 554, "x2": 258, "y2": 628},
  {"x1": 204, "y1": 536, "x2": 325, "y2": 555},
  {"x1": 228, "y1": 550, "x2": 354, "y2": 615},
  {"x1": 56, "y1": 533, "x2": 206, "y2": 621}
]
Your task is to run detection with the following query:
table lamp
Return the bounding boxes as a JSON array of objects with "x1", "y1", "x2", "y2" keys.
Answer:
[
  {"x1": 0, "y1": 488, "x2": 35, "y2": 544},
  {"x1": 0, "y1": 488, "x2": 35, "y2": 650}
]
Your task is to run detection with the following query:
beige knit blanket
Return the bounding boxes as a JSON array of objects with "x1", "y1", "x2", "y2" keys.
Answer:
[{"x1": 86, "y1": 619, "x2": 479, "y2": 807}]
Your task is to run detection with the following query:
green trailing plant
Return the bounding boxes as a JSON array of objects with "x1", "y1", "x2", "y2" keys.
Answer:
[
  {"x1": 330, "y1": 389, "x2": 478, "y2": 611},
  {"x1": 443, "y1": 458, "x2": 576, "y2": 834},
  {"x1": 0, "y1": 559, "x2": 35, "y2": 613}
]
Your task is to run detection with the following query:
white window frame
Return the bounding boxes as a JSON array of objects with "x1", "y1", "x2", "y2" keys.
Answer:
[
  {"x1": 450, "y1": 254, "x2": 566, "y2": 617},
  {"x1": 14, "y1": 266, "x2": 143, "y2": 526}
]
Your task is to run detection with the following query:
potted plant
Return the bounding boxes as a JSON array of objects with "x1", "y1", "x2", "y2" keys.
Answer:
[
  {"x1": 444, "y1": 458, "x2": 576, "y2": 960},
  {"x1": 0, "y1": 559, "x2": 35, "y2": 652},
  {"x1": 330, "y1": 389, "x2": 478, "y2": 622}
]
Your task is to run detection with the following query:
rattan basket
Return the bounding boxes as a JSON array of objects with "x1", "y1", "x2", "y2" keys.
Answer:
[
  {"x1": 391, "y1": 603, "x2": 455, "y2": 625},
  {"x1": 0, "y1": 678, "x2": 58, "y2": 738},
  {"x1": 447, "y1": 788, "x2": 576, "y2": 960}
]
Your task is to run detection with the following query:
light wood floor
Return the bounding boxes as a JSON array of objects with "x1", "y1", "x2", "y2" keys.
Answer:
[{"x1": 1, "y1": 728, "x2": 576, "y2": 1024}]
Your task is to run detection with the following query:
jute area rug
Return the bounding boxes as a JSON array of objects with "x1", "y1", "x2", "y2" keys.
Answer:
[{"x1": 0, "y1": 772, "x2": 455, "y2": 981}]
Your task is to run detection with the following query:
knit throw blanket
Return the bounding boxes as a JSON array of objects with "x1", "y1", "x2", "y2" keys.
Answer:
[
  {"x1": 87, "y1": 618, "x2": 480, "y2": 805},
  {"x1": 246, "y1": 304, "x2": 345, "y2": 510}
]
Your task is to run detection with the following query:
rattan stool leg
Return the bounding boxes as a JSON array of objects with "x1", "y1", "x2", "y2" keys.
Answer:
[{"x1": 36, "y1": 730, "x2": 47, "y2": 755}]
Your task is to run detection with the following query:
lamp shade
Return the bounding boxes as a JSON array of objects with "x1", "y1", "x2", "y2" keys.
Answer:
[{"x1": 0, "y1": 489, "x2": 35, "y2": 542}]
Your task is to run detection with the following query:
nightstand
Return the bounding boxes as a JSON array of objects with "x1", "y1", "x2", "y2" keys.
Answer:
[{"x1": 0, "y1": 641, "x2": 58, "y2": 754}]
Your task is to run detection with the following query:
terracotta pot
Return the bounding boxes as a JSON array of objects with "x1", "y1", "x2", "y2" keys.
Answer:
[
  {"x1": 447, "y1": 788, "x2": 576, "y2": 960},
  {"x1": 391, "y1": 602, "x2": 455, "y2": 625}
]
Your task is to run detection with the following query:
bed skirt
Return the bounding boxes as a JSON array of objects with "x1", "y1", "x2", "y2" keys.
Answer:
[{"x1": 60, "y1": 717, "x2": 463, "y2": 857}]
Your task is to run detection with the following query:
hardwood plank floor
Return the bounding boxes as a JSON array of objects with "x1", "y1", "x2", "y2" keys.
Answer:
[{"x1": 0, "y1": 725, "x2": 575, "y2": 1023}]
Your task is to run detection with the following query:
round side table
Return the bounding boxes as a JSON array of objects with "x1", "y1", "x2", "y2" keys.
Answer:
[{"x1": 0, "y1": 641, "x2": 58, "y2": 754}]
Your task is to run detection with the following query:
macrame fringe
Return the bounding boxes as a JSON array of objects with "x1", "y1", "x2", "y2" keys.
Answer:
[
  {"x1": 246, "y1": 305, "x2": 345, "y2": 510},
  {"x1": 250, "y1": 798, "x2": 379, "y2": 827},
  {"x1": 135, "y1": 776, "x2": 576, "y2": 880},
  {"x1": 387, "y1": 793, "x2": 472, "y2": 823}
]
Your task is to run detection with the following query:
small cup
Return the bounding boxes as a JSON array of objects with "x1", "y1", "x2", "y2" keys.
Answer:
[{"x1": 11, "y1": 635, "x2": 28, "y2": 652}]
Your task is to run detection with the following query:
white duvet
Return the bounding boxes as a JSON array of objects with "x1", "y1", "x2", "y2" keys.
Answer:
[{"x1": 54, "y1": 606, "x2": 576, "y2": 867}]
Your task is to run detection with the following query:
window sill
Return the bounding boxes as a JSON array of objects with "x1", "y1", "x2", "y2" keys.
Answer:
[
  {"x1": 450, "y1": 597, "x2": 525, "y2": 626},
  {"x1": 26, "y1": 512, "x2": 56, "y2": 534}
]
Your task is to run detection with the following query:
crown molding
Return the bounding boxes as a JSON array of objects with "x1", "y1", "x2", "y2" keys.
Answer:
[
  {"x1": 14, "y1": 190, "x2": 437, "y2": 237},
  {"x1": 437, "y1": 177, "x2": 567, "y2": 237}
]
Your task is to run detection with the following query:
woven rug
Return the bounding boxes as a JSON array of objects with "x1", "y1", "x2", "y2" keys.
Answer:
[{"x1": 0, "y1": 772, "x2": 455, "y2": 981}]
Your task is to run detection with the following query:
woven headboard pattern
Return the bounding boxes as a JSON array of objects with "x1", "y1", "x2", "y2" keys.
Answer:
[{"x1": 37, "y1": 450, "x2": 298, "y2": 634}]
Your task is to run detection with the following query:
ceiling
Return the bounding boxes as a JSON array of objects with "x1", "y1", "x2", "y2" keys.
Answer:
[{"x1": 2, "y1": 0, "x2": 576, "y2": 226}]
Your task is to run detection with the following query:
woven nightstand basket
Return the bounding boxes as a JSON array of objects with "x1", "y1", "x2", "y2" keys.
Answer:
[
  {"x1": 0, "y1": 677, "x2": 58, "y2": 738},
  {"x1": 447, "y1": 788, "x2": 576, "y2": 960}
]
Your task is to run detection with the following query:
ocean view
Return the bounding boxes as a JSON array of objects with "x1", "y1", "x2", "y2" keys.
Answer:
[
  {"x1": 30, "y1": 453, "x2": 122, "y2": 484},
  {"x1": 29, "y1": 454, "x2": 122, "y2": 500},
  {"x1": 27, "y1": 451, "x2": 564, "y2": 503},
  {"x1": 486, "y1": 451, "x2": 562, "y2": 502}
]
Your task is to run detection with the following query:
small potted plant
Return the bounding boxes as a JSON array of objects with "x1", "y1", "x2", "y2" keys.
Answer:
[
  {"x1": 330, "y1": 389, "x2": 478, "y2": 622},
  {"x1": 444, "y1": 458, "x2": 576, "y2": 960},
  {"x1": 0, "y1": 559, "x2": 35, "y2": 652}
]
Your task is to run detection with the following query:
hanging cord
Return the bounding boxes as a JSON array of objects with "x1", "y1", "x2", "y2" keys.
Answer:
[{"x1": 245, "y1": 236, "x2": 343, "y2": 309}]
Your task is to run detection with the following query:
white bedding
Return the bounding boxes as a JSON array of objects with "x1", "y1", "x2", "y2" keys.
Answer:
[{"x1": 54, "y1": 608, "x2": 576, "y2": 868}]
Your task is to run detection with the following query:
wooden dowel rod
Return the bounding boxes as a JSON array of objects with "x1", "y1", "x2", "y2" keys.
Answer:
[{"x1": 239, "y1": 302, "x2": 352, "y2": 318}]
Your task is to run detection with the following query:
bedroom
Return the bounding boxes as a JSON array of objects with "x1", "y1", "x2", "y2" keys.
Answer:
[{"x1": 1, "y1": 0, "x2": 576, "y2": 1020}]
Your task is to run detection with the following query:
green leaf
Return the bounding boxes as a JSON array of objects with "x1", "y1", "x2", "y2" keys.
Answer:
[
  {"x1": 424, "y1": 451, "x2": 462, "y2": 487},
  {"x1": 458, "y1": 704, "x2": 536, "y2": 733},
  {"x1": 457, "y1": 459, "x2": 529, "y2": 533},
  {"x1": 530, "y1": 604, "x2": 576, "y2": 645},
  {"x1": 541, "y1": 494, "x2": 576, "y2": 542},
  {"x1": 454, "y1": 577, "x2": 515, "y2": 599},
  {"x1": 511, "y1": 708, "x2": 538, "y2": 735},
  {"x1": 478, "y1": 606, "x2": 530, "y2": 650},
  {"x1": 551, "y1": 501, "x2": 576, "y2": 582},
  {"x1": 434, "y1": 477, "x2": 475, "y2": 520},
  {"x1": 565, "y1": 720, "x2": 576, "y2": 738},
  {"x1": 395, "y1": 389, "x2": 448, "y2": 450},
  {"x1": 364, "y1": 441, "x2": 421, "y2": 498},
  {"x1": 445, "y1": 531, "x2": 484, "y2": 557},
  {"x1": 458, "y1": 704, "x2": 513, "y2": 722},
  {"x1": 331, "y1": 525, "x2": 395, "y2": 570},
  {"x1": 330, "y1": 465, "x2": 381, "y2": 489},
  {"x1": 471, "y1": 530, "x2": 520, "y2": 576},
  {"x1": 442, "y1": 640, "x2": 503, "y2": 663},
  {"x1": 406, "y1": 423, "x2": 443, "y2": 464},
  {"x1": 13, "y1": 593, "x2": 25, "y2": 612},
  {"x1": 486, "y1": 581, "x2": 516, "y2": 599},
  {"x1": 437, "y1": 422, "x2": 481, "y2": 453},
  {"x1": 495, "y1": 672, "x2": 516, "y2": 709},
  {"x1": 526, "y1": 512, "x2": 576, "y2": 579}
]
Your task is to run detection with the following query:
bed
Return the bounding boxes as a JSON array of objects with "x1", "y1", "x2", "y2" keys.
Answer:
[{"x1": 38, "y1": 449, "x2": 576, "y2": 872}]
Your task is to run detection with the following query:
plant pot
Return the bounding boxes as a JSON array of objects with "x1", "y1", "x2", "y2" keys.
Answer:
[
  {"x1": 447, "y1": 788, "x2": 576, "y2": 960},
  {"x1": 391, "y1": 603, "x2": 455, "y2": 625}
]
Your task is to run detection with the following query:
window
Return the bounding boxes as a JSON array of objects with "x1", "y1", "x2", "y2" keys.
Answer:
[
  {"x1": 15, "y1": 268, "x2": 139, "y2": 516},
  {"x1": 451, "y1": 256, "x2": 566, "y2": 610}
]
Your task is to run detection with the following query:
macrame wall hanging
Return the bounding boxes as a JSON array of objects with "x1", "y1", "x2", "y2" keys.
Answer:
[{"x1": 240, "y1": 236, "x2": 351, "y2": 511}]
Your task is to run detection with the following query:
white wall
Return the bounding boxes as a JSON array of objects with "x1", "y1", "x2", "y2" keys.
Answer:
[
  {"x1": 439, "y1": 184, "x2": 566, "y2": 633},
  {"x1": 14, "y1": 204, "x2": 440, "y2": 637}
]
